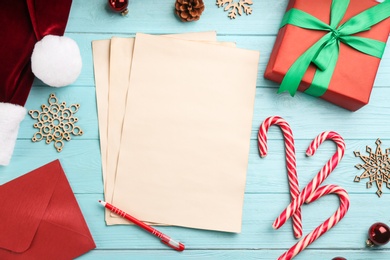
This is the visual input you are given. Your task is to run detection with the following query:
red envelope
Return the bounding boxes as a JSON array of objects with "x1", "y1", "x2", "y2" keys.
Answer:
[{"x1": 0, "y1": 160, "x2": 95, "y2": 259}]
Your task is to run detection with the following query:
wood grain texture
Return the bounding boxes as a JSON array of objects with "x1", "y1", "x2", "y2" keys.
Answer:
[
  {"x1": 1, "y1": 0, "x2": 390, "y2": 259},
  {"x1": 76, "y1": 193, "x2": 389, "y2": 249},
  {"x1": 77, "y1": 250, "x2": 390, "y2": 260}
]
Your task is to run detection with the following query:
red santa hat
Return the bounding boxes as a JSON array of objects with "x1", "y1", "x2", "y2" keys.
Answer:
[{"x1": 0, "y1": 0, "x2": 79, "y2": 165}]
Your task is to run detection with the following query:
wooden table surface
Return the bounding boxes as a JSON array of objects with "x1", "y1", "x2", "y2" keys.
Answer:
[{"x1": 2, "y1": 0, "x2": 390, "y2": 259}]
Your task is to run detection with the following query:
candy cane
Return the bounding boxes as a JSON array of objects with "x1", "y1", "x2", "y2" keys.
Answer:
[
  {"x1": 273, "y1": 131, "x2": 345, "y2": 230},
  {"x1": 258, "y1": 116, "x2": 302, "y2": 238},
  {"x1": 278, "y1": 185, "x2": 350, "y2": 260}
]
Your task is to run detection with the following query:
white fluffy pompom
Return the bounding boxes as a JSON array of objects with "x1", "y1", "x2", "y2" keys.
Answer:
[{"x1": 31, "y1": 35, "x2": 82, "y2": 87}]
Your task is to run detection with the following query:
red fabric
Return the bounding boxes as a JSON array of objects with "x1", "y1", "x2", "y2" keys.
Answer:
[{"x1": 0, "y1": 0, "x2": 72, "y2": 106}]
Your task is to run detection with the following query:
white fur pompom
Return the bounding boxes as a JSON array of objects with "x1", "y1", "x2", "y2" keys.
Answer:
[{"x1": 31, "y1": 35, "x2": 82, "y2": 87}]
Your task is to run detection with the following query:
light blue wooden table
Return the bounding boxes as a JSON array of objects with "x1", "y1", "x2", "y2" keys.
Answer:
[{"x1": 2, "y1": 0, "x2": 390, "y2": 259}]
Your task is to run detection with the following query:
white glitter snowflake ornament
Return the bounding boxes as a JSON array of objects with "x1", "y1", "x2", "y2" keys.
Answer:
[
  {"x1": 354, "y1": 139, "x2": 390, "y2": 197},
  {"x1": 28, "y1": 93, "x2": 83, "y2": 152},
  {"x1": 216, "y1": 0, "x2": 253, "y2": 19}
]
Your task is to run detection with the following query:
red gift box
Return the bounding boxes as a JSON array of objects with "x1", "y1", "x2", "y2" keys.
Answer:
[{"x1": 265, "y1": 0, "x2": 390, "y2": 111}]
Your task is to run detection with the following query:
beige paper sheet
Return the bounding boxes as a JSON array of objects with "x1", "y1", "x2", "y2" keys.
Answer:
[
  {"x1": 112, "y1": 33, "x2": 260, "y2": 232},
  {"x1": 103, "y1": 32, "x2": 220, "y2": 224},
  {"x1": 106, "y1": 36, "x2": 238, "y2": 224},
  {"x1": 105, "y1": 37, "x2": 134, "y2": 224},
  {"x1": 91, "y1": 39, "x2": 110, "y2": 188}
]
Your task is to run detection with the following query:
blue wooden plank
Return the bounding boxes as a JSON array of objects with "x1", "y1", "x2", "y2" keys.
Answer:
[
  {"x1": 19, "y1": 85, "x2": 390, "y2": 140},
  {"x1": 77, "y1": 193, "x2": 390, "y2": 250},
  {"x1": 251, "y1": 86, "x2": 390, "y2": 139},
  {"x1": 77, "y1": 249, "x2": 390, "y2": 260},
  {"x1": 246, "y1": 138, "x2": 390, "y2": 195},
  {"x1": 5, "y1": 137, "x2": 389, "y2": 195},
  {"x1": 66, "y1": 0, "x2": 287, "y2": 35},
  {"x1": 0, "y1": 140, "x2": 103, "y2": 194}
]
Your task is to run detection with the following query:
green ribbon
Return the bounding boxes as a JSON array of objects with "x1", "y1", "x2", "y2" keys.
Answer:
[{"x1": 278, "y1": 0, "x2": 390, "y2": 97}]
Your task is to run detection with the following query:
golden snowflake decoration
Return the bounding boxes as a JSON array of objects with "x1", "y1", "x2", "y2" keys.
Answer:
[
  {"x1": 216, "y1": 0, "x2": 253, "y2": 19},
  {"x1": 28, "y1": 93, "x2": 83, "y2": 152},
  {"x1": 354, "y1": 139, "x2": 390, "y2": 197}
]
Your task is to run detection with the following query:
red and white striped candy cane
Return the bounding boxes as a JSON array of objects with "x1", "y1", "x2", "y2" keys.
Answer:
[
  {"x1": 273, "y1": 131, "x2": 345, "y2": 231},
  {"x1": 278, "y1": 184, "x2": 350, "y2": 260},
  {"x1": 258, "y1": 116, "x2": 302, "y2": 238}
]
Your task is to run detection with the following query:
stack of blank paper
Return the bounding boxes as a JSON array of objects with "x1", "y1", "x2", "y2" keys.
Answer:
[
  {"x1": 93, "y1": 31, "x2": 221, "y2": 226},
  {"x1": 92, "y1": 32, "x2": 259, "y2": 233}
]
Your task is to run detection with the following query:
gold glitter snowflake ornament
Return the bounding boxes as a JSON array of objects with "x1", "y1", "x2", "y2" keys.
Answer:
[
  {"x1": 216, "y1": 0, "x2": 253, "y2": 19},
  {"x1": 28, "y1": 93, "x2": 83, "y2": 152},
  {"x1": 354, "y1": 139, "x2": 390, "y2": 197}
]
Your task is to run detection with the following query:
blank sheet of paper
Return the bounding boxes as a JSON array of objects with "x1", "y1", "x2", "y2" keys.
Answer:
[
  {"x1": 112, "y1": 33, "x2": 260, "y2": 232},
  {"x1": 91, "y1": 39, "x2": 110, "y2": 188},
  {"x1": 99, "y1": 32, "x2": 219, "y2": 224}
]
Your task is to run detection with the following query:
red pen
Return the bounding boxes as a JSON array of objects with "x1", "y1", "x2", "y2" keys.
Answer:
[{"x1": 98, "y1": 200, "x2": 185, "y2": 251}]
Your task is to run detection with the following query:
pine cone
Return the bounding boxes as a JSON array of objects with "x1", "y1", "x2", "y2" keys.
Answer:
[{"x1": 175, "y1": 0, "x2": 205, "y2": 22}]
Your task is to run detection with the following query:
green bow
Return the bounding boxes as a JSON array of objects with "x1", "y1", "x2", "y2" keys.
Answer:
[{"x1": 278, "y1": 0, "x2": 390, "y2": 97}]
